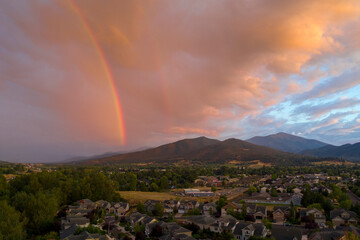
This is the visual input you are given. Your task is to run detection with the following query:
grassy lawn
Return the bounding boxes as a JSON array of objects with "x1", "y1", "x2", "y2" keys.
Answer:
[{"x1": 118, "y1": 190, "x2": 217, "y2": 204}]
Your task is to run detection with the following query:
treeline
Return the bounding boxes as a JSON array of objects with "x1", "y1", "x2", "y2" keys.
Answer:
[
  {"x1": 0, "y1": 168, "x2": 123, "y2": 239},
  {"x1": 108, "y1": 165, "x2": 360, "y2": 191}
]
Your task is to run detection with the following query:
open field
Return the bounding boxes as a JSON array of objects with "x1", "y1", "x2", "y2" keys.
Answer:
[
  {"x1": 312, "y1": 161, "x2": 355, "y2": 166},
  {"x1": 118, "y1": 190, "x2": 223, "y2": 204},
  {"x1": 119, "y1": 191, "x2": 178, "y2": 204}
]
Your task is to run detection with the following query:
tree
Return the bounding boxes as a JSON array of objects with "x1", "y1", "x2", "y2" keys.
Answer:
[
  {"x1": 307, "y1": 203, "x2": 322, "y2": 210},
  {"x1": 137, "y1": 202, "x2": 146, "y2": 214},
  {"x1": 150, "y1": 183, "x2": 159, "y2": 192},
  {"x1": 152, "y1": 202, "x2": 164, "y2": 217},
  {"x1": 270, "y1": 188, "x2": 278, "y2": 197},
  {"x1": 160, "y1": 176, "x2": 169, "y2": 191},
  {"x1": 262, "y1": 219, "x2": 272, "y2": 230},
  {"x1": 340, "y1": 199, "x2": 352, "y2": 210},
  {"x1": 128, "y1": 174, "x2": 137, "y2": 191},
  {"x1": 248, "y1": 186, "x2": 257, "y2": 196},
  {"x1": 241, "y1": 203, "x2": 247, "y2": 220},
  {"x1": 216, "y1": 195, "x2": 227, "y2": 213},
  {"x1": 289, "y1": 201, "x2": 295, "y2": 223},
  {"x1": 0, "y1": 200, "x2": 26, "y2": 240},
  {"x1": 211, "y1": 186, "x2": 217, "y2": 192}
]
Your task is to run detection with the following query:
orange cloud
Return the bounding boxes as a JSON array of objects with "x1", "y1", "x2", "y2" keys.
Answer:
[{"x1": 1, "y1": 0, "x2": 360, "y2": 161}]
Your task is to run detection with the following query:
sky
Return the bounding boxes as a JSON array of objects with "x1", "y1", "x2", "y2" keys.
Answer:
[{"x1": 1, "y1": 0, "x2": 360, "y2": 163}]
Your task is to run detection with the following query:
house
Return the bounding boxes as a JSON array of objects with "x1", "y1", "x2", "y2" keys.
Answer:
[
  {"x1": 107, "y1": 202, "x2": 129, "y2": 216},
  {"x1": 184, "y1": 189, "x2": 214, "y2": 197},
  {"x1": 146, "y1": 221, "x2": 193, "y2": 239},
  {"x1": 260, "y1": 187, "x2": 268, "y2": 193},
  {"x1": 178, "y1": 200, "x2": 199, "y2": 214},
  {"x1": 61, "y1": 215, "x2": 90, "y2": 230},
  {"x1": 244, "y1": 192, "x2": 303, "y2": 206},
  {"x1": 77, "y1": 199, "x2": 96, "y2": 210},
  {"x1": 330, "y1": 208, "x2": 358, "y2": 227},
  {"x1": 201, "y1": 202, "x2": 217, "y2": 216},
  {"x1": 145, "y1": 200, "x2": 162, "y2": 213},
  {"x1": 163, "y1": 200, "x2": 180, "y2": 213},
  {"x1": 309, "y1": 226, "x2": 360, "y2": 240},
  {"x1": 60, "y1": 225, "x2": 77, "y2": 240},
  {"x1": 184, "y1": 215, "x2": 216, "y2": 230},
  {"x1": 247, "y1": 204, "x2": 267, "y2": 223},
  {"x1": 270, "y1": 225, "x2": 305, "y2": 240},
  {"x1": 63, "y1": 231, "x2": 107, "y2": 240},
  {"x1": 273, "y1": 206, "x2": 290, "y2": 224},
  {"x1": 233, "y1": 222, "x2": 267, "y2": 240},
  {"x1": 209, "y1": 215, "x2": 238, "y2": 233},
  {"x1": 96, "y1": 200, "x2": 111, "y2": 210},
  {"x1": 129, "y1": 212, "x2": 146, "y2": 226},
  {"x1": 300, "y1": 208, "x2": 326, "y2": 227}
]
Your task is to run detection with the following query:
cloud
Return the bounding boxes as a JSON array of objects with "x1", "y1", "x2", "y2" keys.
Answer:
[
  {"x1": 0, "y1": 0, "x2": 360, "y2": 161},
  {"x1": 292, "y1": 97, "x2": 360, "y2": 119},
  {"x1": 291, "y1": 69, "x2": 360, "y2": 104}
]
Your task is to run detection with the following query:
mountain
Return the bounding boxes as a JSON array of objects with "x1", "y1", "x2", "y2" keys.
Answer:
[
  {"x1": 246, "y1": 132, "x2": 330, "y2": 153},
  {"x1": 81, "y1": 136, "x2": 326, "y2": 166},
  {"x1": 60, "y1": 147, "x2": 150, "y2": 164},
  {"x1": 82, "y1": 136, "x2": 220, "y2": 165},
  {"x1": 301, "y1": 142, "x2": 360, "y2": 161}
]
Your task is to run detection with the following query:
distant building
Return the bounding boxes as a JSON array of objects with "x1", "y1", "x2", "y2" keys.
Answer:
[{"x1": 183, "y1": 189, "x2": 214, "y2": 197}]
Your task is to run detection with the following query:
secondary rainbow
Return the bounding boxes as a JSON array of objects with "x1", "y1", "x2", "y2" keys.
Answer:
[{"x1": 69, "y1": 0, "x2": 126, "y2": 144}]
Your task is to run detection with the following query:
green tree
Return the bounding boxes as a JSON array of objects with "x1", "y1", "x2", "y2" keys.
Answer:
[
  {"x1": 340, "y1": 199, "x2": 352, "y2": 210},
  {"x1": 128, "y1": 174, "x2": 138, "y2": 191},
  {"x1": 0, "y1": 174, "x2": 8, "y2": 200},
  {"x1": 289, "y1": 201, "x2": 295, "y2": 223},
  {"x1": 152, "y1": 202, "x2": 164, "y2": 217},
  {"x1": 160, "y1": 176, "x2": 169, "y2": 191},
  {"x1": 216, "y1": 195, "x2": 227, "y2": 213},
  {"x1": 0, "y1": 200, "x2": 26, "y2": 240},
  {"x1": 150, "y1": 183, "x2": 159, "y2": 192},
  {"x1": 248, "y1": 186, "x2": 257, "y2": 196},
  {"x1": 137, "y1": 202, "x2": 146, "y2": 214}
]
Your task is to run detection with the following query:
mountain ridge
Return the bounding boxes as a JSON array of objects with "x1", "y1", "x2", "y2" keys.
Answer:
[
  {"x1": 79, "y1": 135, "x2": 333, "y2": 166},
  {"x1": 246, "y1": 132, "x2": 330, "y2": 153},
  {"x1": 301, "y1": 142, "x2": 360, "y2": 161}
]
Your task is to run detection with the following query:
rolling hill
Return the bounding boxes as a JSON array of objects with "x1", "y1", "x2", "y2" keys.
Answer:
[
  {"x1": 301, "y1": 142, "x2": 360, "y2": 161},
  {"x1": 246, "y1": 132, "x2": 330, "y2": 153},
  {"x1": 81, "y1": 136, "x2": 329, "y2": 166}
]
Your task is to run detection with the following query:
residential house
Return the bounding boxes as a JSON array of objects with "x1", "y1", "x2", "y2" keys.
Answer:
[
  {"x1": 145, "y1": 200, "x2": 162, "y2": 213},
  {"x1": 63, "y1": 231, "x2": 107, "y2": 240},
  {"x1": 183, "y1": 215, "x2": 216, "y2": 230},
  {"x1": 61, "y1": 215, "x2": 90, "y2": 230},
  {"x1": 247, "y1": 204, "x2": 267, "y2": 223},
  {"x1": 330, "y1": 208, "x2": 358, "y2": 227},
  {"x1": 300, "y1": 208, "x2": 326, "y2": 227},
  {"x1": 146, "y1": 221, "x2": 193, "y2": 239},
  {"x1": 163, "y1": 200, "x2": 180, "y2": 213},
  {"x1": 201, "y1": 202, "x2": 217, "y2": 216},
  {"x1": 106, "y1": 202, "x2": 129, "y2": 216},
  {"x1": 233, "y1": 222, "x2": 267, "y2": 240},
  {"x1": 271, "y1": 225, "x2": 306, "y2": 240},
  {"x1": 178, "y1": 200, "x2": 199, "y2": 214},
  {"x1": 77, "y1": 199, "x2": 96, "y2": 210},
  {"x1": 309, "y1": 226, "x2": 360, "y2": 240},
  {"x1": 209, "y1": 215, "x2": 238, "y2": 233},
  {"x1": 273, "y1": 206, "x2": 290, "y2": 224}
]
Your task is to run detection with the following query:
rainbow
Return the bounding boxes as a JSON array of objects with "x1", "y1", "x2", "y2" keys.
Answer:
[{"x1": 69, "y1": 0, "x2": 126, "y2": 144}]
